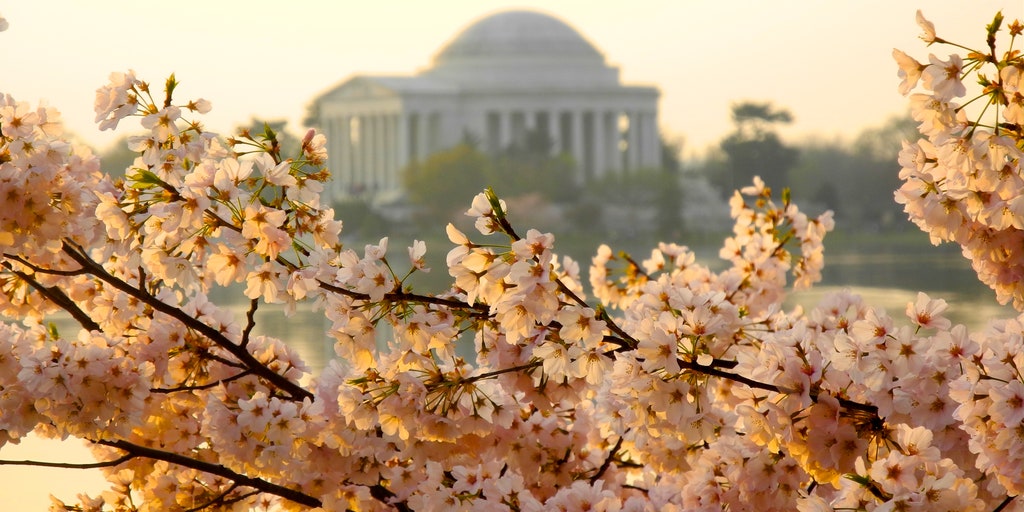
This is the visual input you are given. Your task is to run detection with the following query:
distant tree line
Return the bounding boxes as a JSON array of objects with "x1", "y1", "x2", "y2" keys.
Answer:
[
  {"x1": 97, "y1": 107, "x2": 917, "y2": 240},
  {"x1": 401, "y1": 130, "x2": 690, "y2": 241},
  {"x1": 696, "y1": 101, "x2": 916, "y2": 233}
]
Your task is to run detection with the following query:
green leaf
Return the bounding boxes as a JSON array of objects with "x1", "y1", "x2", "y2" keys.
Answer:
[
  {"x1": 987, "y1": 11, "x2": 1004, "y2": 48},
  {"x1": 843, "y1": 473, "x2": 871, "y2": 487},
  {"x1": 484, "y1": 187, "x2": 505, "y2": 219},
  {"x1": 132, "y1": 169, "x2": 163, "y2": 185},
  {"x1": 126, "y1": 169, "x2": 167, "y2": 191},
  {"x1": 164, "y1": 73, "x2": 178, "y2": 108}
]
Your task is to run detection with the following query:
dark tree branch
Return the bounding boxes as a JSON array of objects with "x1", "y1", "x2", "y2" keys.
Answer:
[
  {"x1": 182, "y1": 483, "x2": 255, "y2": 512},
  {"x1": 93, "y1": 439, "x2": 322, "y2": 509},
  {"x1": 368, "y1": 483, "x2": 411, "y2": 512},
  {"x1": 0, "y1": 454, "x2": 134, "y2": 469},
  {"x1": 679, "y1": 359, "x2": 878, "y2": 415},
  {"x1": 317, "y1": 280, "x2": 491, "y2": 317},
  {"x1": 993, "y1": 495, "x2": 1017, "y2": 512},
  {"x1": 589, "y1": 434, "x2": 626, "y2": 484},
  {"x1": 241, "y1": 298, "x2": 259, "y2": 348},
  {"x1": 151, "y1": 369, "x2": 255, "y2": 394},
  {"x1": 60, "y1": 241, "x2": 312, "y2": 402},
  {"x1": 463, "y1": 361, "x2": 541, "y2": 386},
  {"x1": 1, "y1": 260, "x2": 100, "y2": 332},
  {"x1": 2, "y1": 253, "x2": 88, "y2": 277}
]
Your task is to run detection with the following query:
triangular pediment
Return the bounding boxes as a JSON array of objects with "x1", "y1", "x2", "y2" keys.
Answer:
[
  {"x1": 314, "y1": 75, "x2": 459, "y2": 106},
  {"x1": 321, "y1": 76, "x2": 402, "y2": 101}
]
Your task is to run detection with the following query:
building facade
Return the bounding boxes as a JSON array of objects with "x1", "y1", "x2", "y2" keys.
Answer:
[{"x1": 309, "y1": 10, "x2": 661, "y2": 204}]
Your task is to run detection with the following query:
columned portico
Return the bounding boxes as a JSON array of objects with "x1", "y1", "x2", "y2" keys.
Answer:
[{"x1": 310, "y1": 9, "x2": 662, "y2": 205}]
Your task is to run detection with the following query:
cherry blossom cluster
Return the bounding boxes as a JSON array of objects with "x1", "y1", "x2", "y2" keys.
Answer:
[
  {"x1": 0, "y1": 10, "x2": 1023, "y2": 512},
  {"x1": 894, "y1": 10, "x2": 1024, "y2": 308}
]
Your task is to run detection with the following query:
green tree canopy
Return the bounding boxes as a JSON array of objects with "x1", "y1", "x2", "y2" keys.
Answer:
[
  {"x1": 403, "y1": 143, "x2": 494, "y2": 222},
  {"x1": 713, "y1": 101, "x2": 798, "y2": 195}
]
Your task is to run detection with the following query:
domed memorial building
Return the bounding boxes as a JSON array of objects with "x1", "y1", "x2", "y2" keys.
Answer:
[{"x1": 309, "y1": 9, "x2": 661, "y2": 204}]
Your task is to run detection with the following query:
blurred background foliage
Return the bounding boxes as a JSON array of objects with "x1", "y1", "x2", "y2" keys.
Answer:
[{"x1": 97, "y1": 104, "x2": 921, "y2": 264}]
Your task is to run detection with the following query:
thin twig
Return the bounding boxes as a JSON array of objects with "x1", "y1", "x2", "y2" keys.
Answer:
[
  {"x1": 0, "y1": 454, "x2": 134, "y2": 469},
  {"x1": 181, "y1": 483, "x2": 249, "y2": 512},
  {"x1": 2, "y1": 253, "x2": 87, "y2": 276},
  {"x1": 317, "y1": 280, "x2": 491, "y2": 317},
  {"x1": 151, "y1": 369, "x2": 255, "y2": 394},
  {"x1": 463, "y1": 361, "x2": 541, "y2": 385},
  {"x1": 589, "y1": 435, "x2": 625, "y2": 484}
]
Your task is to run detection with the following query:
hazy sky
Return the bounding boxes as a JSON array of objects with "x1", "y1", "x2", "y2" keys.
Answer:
[{"x1": 3, "y1": 1, "x2": 1022, "y2": 159}]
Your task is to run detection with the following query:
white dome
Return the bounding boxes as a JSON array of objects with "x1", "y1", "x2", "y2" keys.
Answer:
[
  {"x1": 434, "y1": 10, "x2": 603, "y2": 63},
  {"x1": 425, "y1": 10, "x2": 619, "y2": 89}
]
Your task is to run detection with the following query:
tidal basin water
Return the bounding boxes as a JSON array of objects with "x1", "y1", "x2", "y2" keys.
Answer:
[{"x1": 1, "y1": 243, "x2": 1017, "y2": 508}]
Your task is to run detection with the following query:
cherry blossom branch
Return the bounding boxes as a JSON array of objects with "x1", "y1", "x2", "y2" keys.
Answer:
[
  {"x1": 462, "y1": 361, "x2": 542, "y2": 386},
  {"x1": 0, "y1": 441, "x2": 402, "y2": 510},
  {"x1": 589, "y1": 434, "x2": 626, "y2": 484},
  {"x1": 993, "y1": 496, "x2": 1018, "y2": 512},
  {"x1": 182, "y1": 484, "x2": 256, "y2": 512},
  {"x1": 681, "y1": 359, "x2": 878, "y2": 415},
  {"x1": 2, "y1": 253, "x2": 88, "y2": 277},
  {"x1": 618, "y1": 252, "x2": 650, "y2": 280},
  {"x1": 61, "y1": 241, "x2": 312, "y2": 401},
  {"x1": 241, "y1": 298, "x2": 258, "y2": 347},
  {"x1": 1, "y1": 260, "x2": 100, "y2": 332},
  {"x1": 93, "y1": 438, "x2": 322, "y2": 508},
  {"x1": 317, "y1": 279, "x2": 491, "y2": 317},
  {"x1": 368, "y1": 484, "x2": 412, "y2": 512},
  {"x1": 553, "y1": 280, "x2": 644, "y2": 349},
  {"x1": 151, "y1": 369, "x2": 255, "y2": 394}
]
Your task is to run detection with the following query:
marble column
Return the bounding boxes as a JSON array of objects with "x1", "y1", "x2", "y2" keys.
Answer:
[
  {"x1": 500, "y1": 111, "x2": 513, "y2": 151},
  {"x1": 643, "y1": 111, "x2": 660, "y2": 168},
  {"x1": 628, "y1": 111, "x2": 642, "y2": 171},
  {"x1": 611, "y1": 111, "x2": 624, "y2": 174},
  {"x1": 362, "y1": 116, "x2": 372, "y2": 191},
  {"x1": 365, "y1": 115, "x2": 376, "y2": 191},
  {"x1": 396, "y1": 112, "x2": 409, "y2": 177},
  {"x1": 352, "y1": 117, "x2": 364, "y2": 194},
  {"x1": 417, "y1": 111, "x2": 431, "y2": 161},
  {"x1": 325, "y1": 118, "x2": 338, "y2": 199},
  {"x1": 337, "y1": 116, "x2": 350, "y2": 193},
  {"x1": 375, "y1": 113, "x2": 387, "y2": 190},
  {"x1": 428, "y1": 112, "x2": 440, "y2": 155},
  {"x1": 571, "y1": 111, "x2": 585, "y2": 180},
  {"x1": 592, "y1": 110, "x2": 605, "y2": 178},
  {"x1": 385, "y1": 113, "x2": 397, "y2": 191}
]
